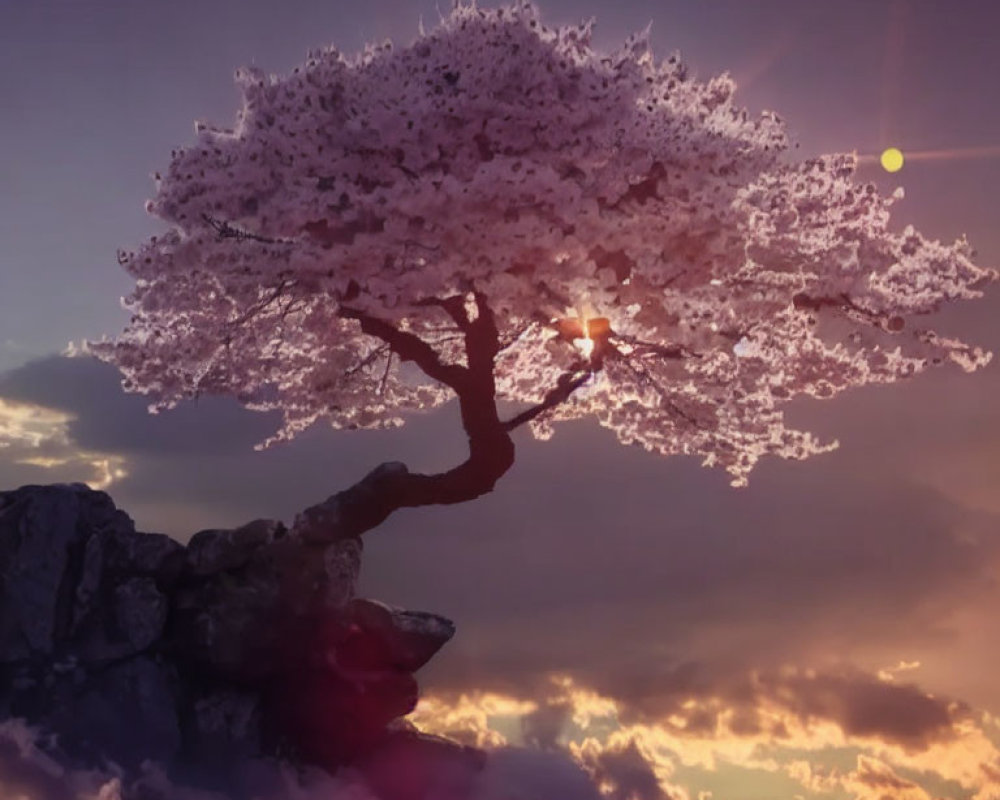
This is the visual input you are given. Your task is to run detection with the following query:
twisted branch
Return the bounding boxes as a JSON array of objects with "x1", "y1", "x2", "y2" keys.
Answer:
[{"x1": 295, "y1": 295, "x2": 590, "y2": 541}]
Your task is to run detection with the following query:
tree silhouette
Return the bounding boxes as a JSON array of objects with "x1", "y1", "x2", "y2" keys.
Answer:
[{"x1": 93, "y1": 1, "x2": 994, "y2": 541}]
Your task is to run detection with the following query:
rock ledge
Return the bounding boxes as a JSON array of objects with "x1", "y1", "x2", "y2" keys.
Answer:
[{"x1": 0, "y1": 483, "x2": 479, "y2": 795}]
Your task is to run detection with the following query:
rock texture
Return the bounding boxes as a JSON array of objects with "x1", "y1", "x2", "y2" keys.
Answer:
[{"x1": 0, "y1": 483, "x2": 481, "y2": 797}]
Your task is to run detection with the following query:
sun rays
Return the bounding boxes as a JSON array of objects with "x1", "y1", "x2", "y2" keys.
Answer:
[
  {"x1": 854, "y1": 1, "x2": 1000, "y2": 174},
  {"x1": 857, "y1": 144, "x2": 1000, "y2": 170}
]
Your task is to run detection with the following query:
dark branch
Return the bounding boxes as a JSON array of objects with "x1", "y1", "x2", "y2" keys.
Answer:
[
  {"x1": 295, "y1": 293, "x2": 597, "y2": 543},
  {"x1": 497, "y1": 323, "x2": 532, "y2": 354},
  {"x1": 344, "y1": 344, "x2": 391, "y2": 378},
  {"x1": 616, "y1": 357, "x2": 702, "y2": 429},
  {"x1": 792, "y1": 292, "x2": 905, "y2": 332},
  {"x1": 338, "y1": 306, "x2": 466, "y2": 391},
  {"x1": 378, "y1": 352, "x2": 393, "y2": 395},
  {"x1": 202, "y1": 213, "x2": 287, "y2": 244},
  {"x1": 464, "y1": 291, "x2": 502, "y2": 369},
  {"x1": 612, "y1": 332, "x2": 700, "y2": 360},
  {"x1": 414, "y1": 295, "x2": 472, "y2": 331},
  {"x1": 296, "y1": 295, "x2": 515, "y2": 541},
  {"x1": 502, "y1": 368, "x2": 592, "y2": 431},
  {"x1": 292, "y1": 444, "x2": 515, "y2": 543},
  {"x1": 229, "y1": 279, "x2": 296, "y2": 328}
]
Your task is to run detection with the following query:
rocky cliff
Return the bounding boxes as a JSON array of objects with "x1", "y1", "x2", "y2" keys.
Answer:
[{"x1": 0, "y1": 483, "x2": 481, "y2": 797}]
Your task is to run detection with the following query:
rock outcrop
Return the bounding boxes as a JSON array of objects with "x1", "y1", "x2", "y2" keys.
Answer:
[{"x1": 0, "y1": 483, "x2": 481, "y2": 796}]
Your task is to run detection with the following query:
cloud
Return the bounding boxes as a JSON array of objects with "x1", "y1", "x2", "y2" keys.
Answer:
[
  {"x1": 0, "y1": 715, "x2": 649, "y2": 800},
  {"x1": 572, "y1": 737, "x2": 677, "y2": 800},
  {"x1": 0, "y1": 721, "x2": 85, "y2": 800},
  {"x1": 757, "y1": 667, "x2": 959, "y2": 751},
  {"x1": 0, "y1": 395, "x2": 127, "y2": 491},
  {"x1": 846, "y1": 756, "x2": 933, "y2": 800},
  {"x1": 472, "y1": 747, "x2": 604, "y2": 800},
  {"x1": 0, "y1": 718, "x2": 386, "y2": 800},
  {"x1": 0, "y1": 355, "x2": 467, "y2": 538},
  {"x1": 0, "y1": 356, "x2": 280, "y2": 458},
  {"x1": 878, "y1": 660, "x2": 922, "y2": 682},
  {"x1": 521, "y1": 700, "x2": 573, "y2": 751},
  {"x1": 395, "y1": 457, "x2": 1000, "y2": 716},
  {"x1": 0, "y1": 720, "x2": 123, "y2": 800},
  {"x1": 408, "y1": 668, "x2": 1000, "y2": 800},
  {"x1": 407, "y1": 693, "x2": 537, "y2": 750}
]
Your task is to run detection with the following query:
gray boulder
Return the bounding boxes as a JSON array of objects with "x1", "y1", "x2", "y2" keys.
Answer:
[
  {"x1": 185, "y1": 518, "x2": 283, "y2": 577},
  {"x1": 106, "y1": 527, "x2": 183, "y2": 577},
  {"x1": 41, "y1": 656, "x2": 182, "y2": 770},
  {"x1": 189, "y1": 689, "x2": 261, "y2": 761},
  {"x1": 115, "y1": 576, "x2": 168, "y2": 652},
  {"x1": 0, "y1": 483, "x2": 464, "y2": 788},
  {"x1": 171, "y1": 534, "x2": 361, "y2": 683},
  {"x1": 0, "y1": 484, "x2": 131, "y2": 660},
  {"x1": 292, "y1": 462, "x2": 409, "y2": 543},
  {"x1": 342, "y1": 598, "x2": 456, "y2": 673}
]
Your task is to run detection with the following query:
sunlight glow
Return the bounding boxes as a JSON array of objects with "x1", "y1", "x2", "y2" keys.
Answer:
[
  {"x1": 89, "y1": 457, "x2": 130, "y2": 491},
  {"x1": 574, "y1": 317, "x2": 595, "y2": 361},
  {"x1": 881, "y1": 147, "x2": 905, "y2": 173},
  {"x1": 412, "y1": 670, "x2": 1000, "y2": 800},
  {"x1": 0, "y1": 397, "x2": 129, "y2": 490},
  {"x1": 0, "y1": 398, "x2": 72, "y2": 448},
  {"x1": 409, "y1": 691, "x2": 538, "y2": 749},
  {"x1": 878, "y1": 660, "x2": 922, "y2": 682},
  {"x1": 859, "y1": 143, "x2": 1000, "y2": 168}
]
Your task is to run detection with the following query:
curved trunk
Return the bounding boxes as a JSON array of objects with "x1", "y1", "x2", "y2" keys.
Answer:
[
  {"x1": 291, "y1": 425, "x2": 515, "y2": 543},
  {"x1": 296, "y1": 294, "x2": 588, "y2": 542}
]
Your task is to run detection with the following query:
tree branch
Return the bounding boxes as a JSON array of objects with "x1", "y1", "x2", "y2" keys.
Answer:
[
  {"x1": 616, "y1": 357, "x2": 703, "y2": 429},
  {"x1": 202, "y1": 213, "x2": 288, "y2": 245},
  {"x1": 295, "y1": 294, "x2": 595, "y2": 543},
  {"x1": 344, "y1": 344, "x2": 391, "y2": 378},
  {"x1": 291, "y1": 294, "x2": 515, "y2": 542},
  {"x1": 463, "y1": 291, "x2": 502, "y2": 370},
  {"x1": 338, "y1": 306, "x2": 466, "y2": 391},
  {"x1": 413, "y1": 295, "x2": 472, "y2": 332},
  {"x1": 792, "y1": 292, "x2": 905, "y2": 332},
  {"x1": 502, "y1": 368, "x2": 592, "y2": 431},
  {"x1": 612, "y1": 332, "x2": 699, "y2": 360}
]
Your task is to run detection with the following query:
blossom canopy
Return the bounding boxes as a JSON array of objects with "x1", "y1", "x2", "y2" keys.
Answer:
[{"x1": 93, "y1": 1, "x2": 995, "y2": 485}]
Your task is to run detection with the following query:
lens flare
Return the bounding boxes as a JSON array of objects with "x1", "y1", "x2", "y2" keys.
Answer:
[
  {"x1": 574, "y1": 317, "x2": 595, "y2": 361},
  {"x1": 880, "y1": 147, "x2": 905, "y2": 173}
]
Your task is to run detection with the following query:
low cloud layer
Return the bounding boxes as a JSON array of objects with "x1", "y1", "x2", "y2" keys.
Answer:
[
  {"x1": 5, "y1": 664, "x2": 998, "y2": 800},
  {"x1": 0, "y1": 717, "x2": 634, "y2": 800},
  {"x1": 411, "y1": 668, "x2": 1000, "y2": 800},
  {"x1": 0, "y1": 394, "x2": 126, "y2": 491},
  {"x1": 1, "y1": 354, "x2": 1000, "y2": 799}
]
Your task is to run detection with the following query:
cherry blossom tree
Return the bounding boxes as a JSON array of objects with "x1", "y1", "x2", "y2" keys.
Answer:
[{"x1": 93, "y1": 1, "x2": 994, "y2": 539}]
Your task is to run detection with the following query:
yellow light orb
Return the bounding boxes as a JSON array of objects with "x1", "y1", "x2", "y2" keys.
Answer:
[{"x1": 880, "y1": 147, "x2": 905, "y2": 173}]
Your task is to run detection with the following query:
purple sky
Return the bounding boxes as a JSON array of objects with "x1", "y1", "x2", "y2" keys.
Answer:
[{"x1": 2, "y1": 2, "x2": 1000, "y2": 798}]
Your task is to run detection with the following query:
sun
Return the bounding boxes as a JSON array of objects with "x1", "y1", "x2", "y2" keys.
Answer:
[
  {"x1": 880, "y1": 147, "x2": 905, "y2": 173},
  {"x1": 574, "y1": 317, "x2": 595, "y2": 361}
]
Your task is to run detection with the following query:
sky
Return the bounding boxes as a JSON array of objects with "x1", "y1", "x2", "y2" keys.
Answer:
[{"x1": 2, "y1": 1, "x2": 1000, "y2": 799}]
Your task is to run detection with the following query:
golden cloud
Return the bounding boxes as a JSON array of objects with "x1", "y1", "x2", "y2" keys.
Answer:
[
  {"x1": 0, "y1": 397, "x2": 127, "y2": 490},
  {"x1": 408, "y1": 692, "x2": 538, "y2": 750},
  {"x1": 409, "y1": 669, "x2": 1000, "y2": 800}
]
